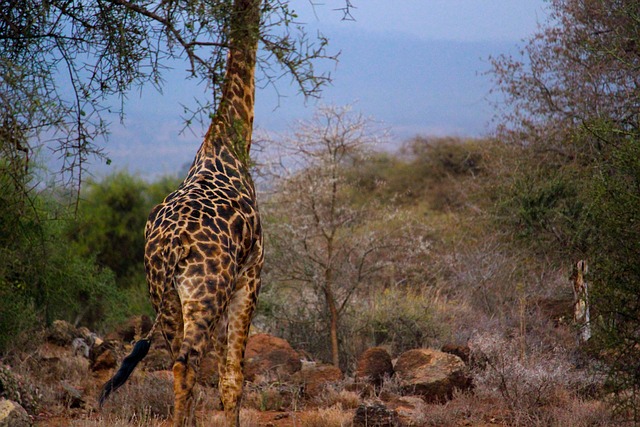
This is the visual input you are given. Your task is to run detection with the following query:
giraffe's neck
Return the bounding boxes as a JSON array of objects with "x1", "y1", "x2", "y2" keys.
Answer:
[{"x1": 199, "y1": 0, "x2": 260, "y2": 165}]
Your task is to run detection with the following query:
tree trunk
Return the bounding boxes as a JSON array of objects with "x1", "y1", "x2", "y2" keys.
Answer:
[
  {"x1": 325, "y1": 285, "x2": 340, "y2": 368},
  {"x1": 572, "y1": 260, "x2": 591, "y2": 343},
  {"x1": 324, "y1": 251, "x2": 340, "y2": 367}
]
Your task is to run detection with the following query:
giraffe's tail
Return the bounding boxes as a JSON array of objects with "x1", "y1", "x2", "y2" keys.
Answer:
[
  {"x1": 98, "y1": 338, "x2": 151, "y2": 406},
  {"x1": 98, "y1": 316, "x2": 161, "y2": 407}
]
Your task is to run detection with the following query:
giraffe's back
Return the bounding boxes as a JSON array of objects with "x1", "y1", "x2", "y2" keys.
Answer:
[{"x1": 144, "y1": 147, "x2": 262, "y2": 331}]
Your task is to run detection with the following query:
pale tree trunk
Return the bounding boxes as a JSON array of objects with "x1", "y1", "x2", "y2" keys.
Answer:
[{"x1": 572, "y1": 260, "x2": 591, "y2": 343}]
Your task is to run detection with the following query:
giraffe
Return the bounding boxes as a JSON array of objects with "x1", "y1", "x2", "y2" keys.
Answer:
[{"x1": 99, "y1": 1, "x2": 263, "y2": 426}]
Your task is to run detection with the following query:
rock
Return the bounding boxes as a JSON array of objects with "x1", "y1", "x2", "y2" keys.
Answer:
[
  {"x1": 60, "y1": 381, "x2": 84, "y2": 409},
  {"x1": 386, "y1": 395, "x2": 427, "y2": 426},
  {"x1": 293, "y1": 364, "x2": 343, "y2": 397},
  {"x1": 77, "y1": 327, "x2": 102, "y2": 348},
  {"x1": 355, "y1": 347, "x2": 394, "y2": 389},
  {"x1": 90, "y1": 339, "x2": 123, "y2": 370},
  {"x1": 47, "y1": 320, "x2": 78, "y2": 346},
  {"x1": 440, "y1": 343, "x2": 471, "y2": 364},
  {"x1": 108, "y1": 315, "x2": 153, "y2": 343},
  {"x1": 91, "y1": 349, "x2": 117, "y2": 371},
  {"x1": 245, "y1": 333, "x2": 298, "y2": 359},
  {"x1": 71, "y1": 338, "x2": 90, "y2": 358},
  {"x1": 394, "y1": 348, "x2": 472, "y2": 403},
  {"x1": 197, "y1": 334, "x2": 303, "y2": 386},
  {"x1": 353, "y1": 402, "x2": 400, "y2": 427},
  {"x1": 0, "y1": 399, "x2": 32, "y2": 427},
  {"x1": 244, "y1": 334, "x2": 302, "y2": 382}
]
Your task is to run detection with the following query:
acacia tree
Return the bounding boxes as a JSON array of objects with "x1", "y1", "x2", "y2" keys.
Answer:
[
  {"x1": 491, "y1": 0, "x2": 640, "y2": 156},
  {"x1": 491, "y1": 0, "x2": 640, "y2": 418},
  {"x1": 0, "y1": 0, "x2": 348, "y2": 191},
  {"x1": 263, "y1": 106, "x2": 428, "y2": 368}
]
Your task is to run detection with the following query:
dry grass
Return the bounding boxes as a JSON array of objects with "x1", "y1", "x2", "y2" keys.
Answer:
[
  {"x1": 464, "y1": 332, "x2": 617, "y2": 427},
  {"x1": 62, "y1": 414, "x2": 167, "y2": 426},
  {"x1": 99, "y1": 371, "x2": 173, "y2": 422},
  {"x1": 198, "y1": 409, "x2": 261, "y2": 426},
  {"x1": 243, "y1": 381, "x2": 301, "y2": 411},
  {"x1": 295, "y1": 404, "x2": 353, "y2": 427}
]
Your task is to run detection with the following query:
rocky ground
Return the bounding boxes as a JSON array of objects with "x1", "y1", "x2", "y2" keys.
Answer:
[{"x1": 0, "y1": 317, "x2": 603, "y2": 427}]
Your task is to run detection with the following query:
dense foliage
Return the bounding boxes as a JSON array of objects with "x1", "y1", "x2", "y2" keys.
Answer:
[
  {"x1": 0, "y1": 0, "x2": 343, "y2": 189},
  {"x1": 491, "y1": 0, "x2": 640, "y2": 418},
  {"x1": 0, "y1": 162, "x2": 179, "y2": 351},
  {"x1": 0, "y1": 163, "x2": 118, "y2": 350}
]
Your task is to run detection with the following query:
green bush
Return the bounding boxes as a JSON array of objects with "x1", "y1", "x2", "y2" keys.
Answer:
[
  {"x1": 0, "y1": 280, "x2": 38, "y2": 353},
  {"x1": 0, "y1": 165, "x2": 175, "y2": 350},
  {"x1": 358, "y1": 287, "x2": 443, "y2": 354},
  {"x1": 406, "y1": 136, "x2": 484, "y2": 179},
  {"x1": 494, "y1": 155, "x2": 588, "y2": 257},
  {"x1": 586, "y1": 137, "x2": 640, "y2": 420}
]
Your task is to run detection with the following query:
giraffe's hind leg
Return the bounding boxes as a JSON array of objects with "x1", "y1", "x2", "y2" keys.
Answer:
[
  {"x1": 220, "y1": 265, "x2": 261, "y2": 427},
  {"x1": 155, "y1": 288, "x2": 184, "y2": 359},
  {"x1": 213, "y1": 312, "x2": 229, "y2": 386},
  {"x1": 173, "y1": 287, "x2": 228, "y2": 427}
]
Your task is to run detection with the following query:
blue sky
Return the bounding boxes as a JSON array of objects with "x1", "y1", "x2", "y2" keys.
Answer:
[{"x1": 98, "y1": 1, "x2": 548, "y2": 179}]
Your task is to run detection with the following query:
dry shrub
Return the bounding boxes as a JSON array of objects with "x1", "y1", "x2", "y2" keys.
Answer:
[
  {"x1": 550, "y1": 398, "x2": 616, "y2": 427},
  {"x1": 329, "y1": 389, "x2": 361, "y2": 409},
  {"x1": 296, "y1": 404, "x2": 353, "y2": 427},
  {"x1": 310, "y1": 385, "x2": 361, "y2": 409},
  {"x1": 199, "y1": 409, "x2": 260, "y2": 426},
  {"x1": 68, "y1": 414, "x2": 167, "y2": 426},
  {"x1": 243, "y1": 381, "x2": 301, "y2": 411},
  {"x1": 192, "y1": 383, "x2": 222, "y2": 412},
  {"x1": 8, "y1": 345, "x2": 94, "y2": 412},
  {"x1": 416, "y1": 390, "x2": 498, "y2": 427},
  {"x1": 470, "y1": 332, "x2": 610, "y2": 425},
  {"x1": 99, "y1": 371, "x2": 173, "y2": 422},
  {"x1": 375, "y1": 372, "x2": 403, "y2": 398},
  {"x1": 356, "y1": 287, "x2": 443, "y2": 355}
]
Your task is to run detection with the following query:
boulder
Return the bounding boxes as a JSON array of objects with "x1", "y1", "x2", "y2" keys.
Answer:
[
  {"x1": 440, "y1": 343, "x2": 471, "y2": 364},
  {"x1": 90, "y1": 339, "x2": 123, "y2": 371},
  {"x1": 386, "y1": 395, "x2": 427, "y2": 426},
  {"x1": 0, "y1": 399, "x2": 32, "y2": 427},
  {"x1": 197, "y1": 334, "x2": 302, "y2": 385},
  {"x1": 91, "y1": 348, "x2": 117, "y2": 371},
  {"x1": 244, "y1": 334, "x2": 302, "y2": 382},
  {"x1": 106, "y1": 315, "x2": 153, "y2": 343},
  {"x1": 71, "y1": 338, "x2": 90, "y2": 358},
  {"x1": 355, "y1": 347, "x2": 394, "y2": 388},
  {"x1": 394, "y1": 348, "x2": 472, "y2": 402},
  {"x1": 47, "y1": 320, "x2": 78, "y2": 346},
  {"x1": 353, "y1": 402, "x2": 400, "y2": 427},
  {"x1": 293, "y1": 363, "x2": 343, "y2": 397},
  {"x1": 77, "y1": 326, "x2": 103, "y2": 348},
  {"x1": 60, "y1": 381, "x2": 84, "y2": 409},
  {"x1": 245, "y1": 333, "x2": 297, "y2": 359}
]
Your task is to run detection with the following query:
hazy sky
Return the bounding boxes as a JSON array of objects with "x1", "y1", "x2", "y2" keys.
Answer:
[{"x1": 98, "y1": 1, "x2": 549, "y2": 179}]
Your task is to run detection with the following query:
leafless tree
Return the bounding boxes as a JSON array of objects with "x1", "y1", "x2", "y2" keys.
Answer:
[{"x1": 262, "y1": 105, "x2": 429, "y2": 368}]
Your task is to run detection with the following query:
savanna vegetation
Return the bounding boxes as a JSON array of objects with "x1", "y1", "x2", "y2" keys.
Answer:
[{"x1": 1, "y1": 0, "x2": 639, "y2": 425}]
